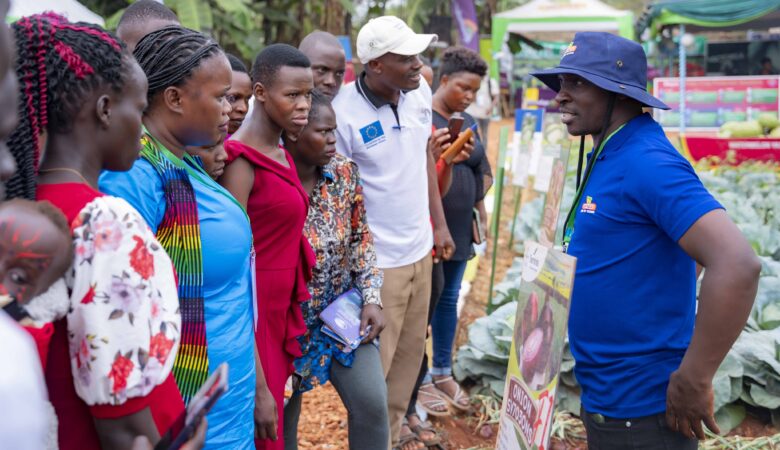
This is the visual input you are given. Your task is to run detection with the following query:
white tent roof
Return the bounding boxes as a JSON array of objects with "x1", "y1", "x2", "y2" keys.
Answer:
[
  {"x1": 496, "y1": 0, "x2": 631, "y2": 34},
  {"x1": 496, "y1": 0, "x2": 631, "y2": 20},
  {"x1": 9, "y1": 0, "x2": 104, "y2": 25},
  {"x1": 506, "y1": 20, "x2": 622, "y2": 33}
]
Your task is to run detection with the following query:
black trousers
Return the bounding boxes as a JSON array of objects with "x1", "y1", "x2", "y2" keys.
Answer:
[
  {"x1": 582, "y1": 407, "x2": 698, "y2": 450},
  {"x1": 405, "y1": 260, "x2": 445, "y2": 416}
]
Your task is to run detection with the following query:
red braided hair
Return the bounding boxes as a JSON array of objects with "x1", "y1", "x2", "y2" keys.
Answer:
[{"x1": 4, "y1": 13, "x2": 128, "y2": 200}]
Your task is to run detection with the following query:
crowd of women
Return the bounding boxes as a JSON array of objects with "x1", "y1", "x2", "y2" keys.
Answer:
[{"x1": 0, "y1": 1, "x2": 492, "y2": 449}]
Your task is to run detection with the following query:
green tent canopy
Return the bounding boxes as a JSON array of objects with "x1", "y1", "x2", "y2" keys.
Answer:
[{"x1": 637, "y1": 0, "x2": 780, "y2": 37}]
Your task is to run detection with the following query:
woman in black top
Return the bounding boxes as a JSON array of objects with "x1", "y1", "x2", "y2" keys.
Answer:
[{"x1": 409, "y1": 48, "x2": 492, "y2": 442}]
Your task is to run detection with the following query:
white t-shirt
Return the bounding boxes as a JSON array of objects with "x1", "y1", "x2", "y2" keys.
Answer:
[
  {"x1": 0, "y1": 311, "x2": 49, "y2": 450},
  {"x1": 333, "y1": 75, "x2": 434, "y2": 268}
]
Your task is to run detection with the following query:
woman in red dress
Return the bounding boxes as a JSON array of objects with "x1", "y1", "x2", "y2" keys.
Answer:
[
  {"x1": 221, "y1": 43, "x2": 315, "y2": 449},
  {"x1": 5, "y1": 15, "x2": 186, "y2": 450}
]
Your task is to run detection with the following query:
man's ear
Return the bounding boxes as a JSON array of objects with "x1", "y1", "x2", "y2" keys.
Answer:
[
  {"x1": 254, "y1": 81, "x2": 267, "y2": 103},
  {"x1": 367, "y1": 59, "x2": 382, "y2": 75},
  {"x1": 440, "y1": 74, "x2": 450, "y2": 87},
  {"x1": 163, "y1": 86, "x2": 185, "y2": 114},
  {"x1": 95, "y1": 94, "x2": 111, "y2": 128}
]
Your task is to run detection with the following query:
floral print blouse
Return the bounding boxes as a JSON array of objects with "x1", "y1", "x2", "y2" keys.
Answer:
[
  {"x1": 294, "y1": 154, "x2": 382, "y2": 392},
  {"x1": 67, "y1": 196, "x2": 181, "y2": 405}
]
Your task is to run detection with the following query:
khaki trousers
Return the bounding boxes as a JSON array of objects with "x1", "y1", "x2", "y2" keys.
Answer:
[{"x1": 379, "y1": 253, "x2": 433, "y2": 447}]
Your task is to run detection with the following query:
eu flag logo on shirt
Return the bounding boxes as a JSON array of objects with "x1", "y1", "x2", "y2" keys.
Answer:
[{"x1": 359, "y1": 121, "x2": 386, "y2": 148}]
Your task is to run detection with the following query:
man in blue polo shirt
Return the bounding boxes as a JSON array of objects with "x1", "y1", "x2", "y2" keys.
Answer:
[{"x1": 531, "y1": 32, "x2": 761, "y2": 448}]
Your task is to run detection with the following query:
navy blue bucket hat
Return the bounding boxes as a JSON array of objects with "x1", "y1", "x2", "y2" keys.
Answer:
[{"x1": 531, "y1": 32, "x2": 669, "y2": 110}]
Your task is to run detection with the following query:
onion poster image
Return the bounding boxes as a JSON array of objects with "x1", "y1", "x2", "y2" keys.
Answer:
[{"x1": 497, "y1": 242, "x2": 576, "y2": 450}]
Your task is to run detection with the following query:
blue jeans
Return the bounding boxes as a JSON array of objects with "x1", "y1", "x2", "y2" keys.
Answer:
[{"x1": 431, "y1": 260, "x2": 468, "y2": 374}]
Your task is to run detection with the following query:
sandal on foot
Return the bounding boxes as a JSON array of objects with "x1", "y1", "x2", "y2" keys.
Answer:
[
  {"x1": 433, "y1": 376, "x2": 470, "y2": 412},
  {"x1": 407, "y1": 413, "x2": 443, "y2": 447},
  {"x1": 396, "y1": 421, "x2": 425, "y2": 450},
  {"x1": 417, "y1": 383, "x2": 450, "y2": 417}
]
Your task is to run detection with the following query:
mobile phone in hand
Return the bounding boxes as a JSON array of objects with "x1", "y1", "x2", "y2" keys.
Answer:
[
  {"x1": 155, "y1": 363, "x2": 228, "y2": 450},
  {"x1": 447, "y1": 113, "x2": 465, "y2": 144}
]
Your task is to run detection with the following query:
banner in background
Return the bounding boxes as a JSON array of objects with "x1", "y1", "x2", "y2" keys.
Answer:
[
  {"x1": 497, "y1": 242, "x2": 576, "y2": 450},
  {"x1": 654, "y1": 75, "x2": 780, "y2": 130},
  {"x1": 337, "y1": 35, "x2": 356, "y2": 84},
  {"x1": 451, "y1": 0, "x2": 479, "y2": 51},
  {"x1": 681, "y1": 135, "x2": 780, "y2": 163}
]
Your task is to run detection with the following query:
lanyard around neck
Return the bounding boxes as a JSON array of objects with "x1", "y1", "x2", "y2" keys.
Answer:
[
  {"x1": 143, "y1": 130, "x2": 250, "y2": 222},
  {"x1": 561, "y1": 125, "x2": 625, "y2": 251}
]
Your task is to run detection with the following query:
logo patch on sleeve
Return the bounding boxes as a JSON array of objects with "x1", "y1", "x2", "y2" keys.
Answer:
[{"x1": 359, "y1": 121, "x2": 386, "y2": 148}]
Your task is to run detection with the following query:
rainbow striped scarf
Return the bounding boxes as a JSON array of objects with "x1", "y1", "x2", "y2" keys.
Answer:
[{"x1": 140, "y1": 133, "x2": 207, "y2": 405}]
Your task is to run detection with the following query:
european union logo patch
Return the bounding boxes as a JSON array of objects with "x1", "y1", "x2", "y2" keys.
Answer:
[{"x1": 359, "y1": 121, "x2": 386, "y2": 148}]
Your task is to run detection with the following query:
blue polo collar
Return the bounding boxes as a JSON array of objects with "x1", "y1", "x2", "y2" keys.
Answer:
[{"x1": 595, "y1": 112, "x2": 655, "y2": 160}]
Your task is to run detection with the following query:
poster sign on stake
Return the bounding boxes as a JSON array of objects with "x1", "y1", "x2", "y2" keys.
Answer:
[
  {"x1": 511, "y1": 109, "x2": 544, "y2": 187},
  {"x1": 537, "y1": 115, "x2": 572, "y2": 247},
  {"x1": 533, "y1": 115, "x2": 570, "y2": 193},
  {"x1": 497, "y1": 241, "x2": 576, "y2": 450}
]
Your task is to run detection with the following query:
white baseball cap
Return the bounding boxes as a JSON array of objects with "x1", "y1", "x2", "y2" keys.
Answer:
[{"x1": 356, "y1": 16, "x2": 437, "y2": 65}]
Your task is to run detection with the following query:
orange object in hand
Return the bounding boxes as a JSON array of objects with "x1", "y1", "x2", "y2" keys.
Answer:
[{"x1": 439, "y1": 127, "x2": 473, "y2": 164}]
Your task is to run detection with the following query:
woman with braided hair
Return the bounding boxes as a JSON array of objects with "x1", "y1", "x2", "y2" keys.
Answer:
[
  {"x1": 99, "y1": 26, "x2": 263, "y2": 449},
  {"x1": 5, "y1": 13, "x2": 187, "y2": 450}
]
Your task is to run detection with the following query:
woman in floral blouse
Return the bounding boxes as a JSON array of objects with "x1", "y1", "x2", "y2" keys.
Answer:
[
  {"x1": 6, "y1": 14, "x2": 183, "y2": 449},
  {"x1": 281, "y1": 90, "x2": 389, "y2": 449}
]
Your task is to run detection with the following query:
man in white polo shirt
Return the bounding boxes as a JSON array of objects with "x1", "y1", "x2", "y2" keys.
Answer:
[{"x1": 332, "y1": 16, "x2": 455, "y2": 447}]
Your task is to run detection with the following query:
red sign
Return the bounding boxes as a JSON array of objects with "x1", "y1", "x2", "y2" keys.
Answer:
[{"x1": 681, "y1": 136, "x2": 780, "y2": 163}]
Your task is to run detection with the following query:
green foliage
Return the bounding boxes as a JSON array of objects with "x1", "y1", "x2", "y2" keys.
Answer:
[
  {"x1": 83, "y1": 0, "x2": 352, "y2": 62},
  {"x1": 170, "y1": 0, "x2": 214, "y2": 32}
]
